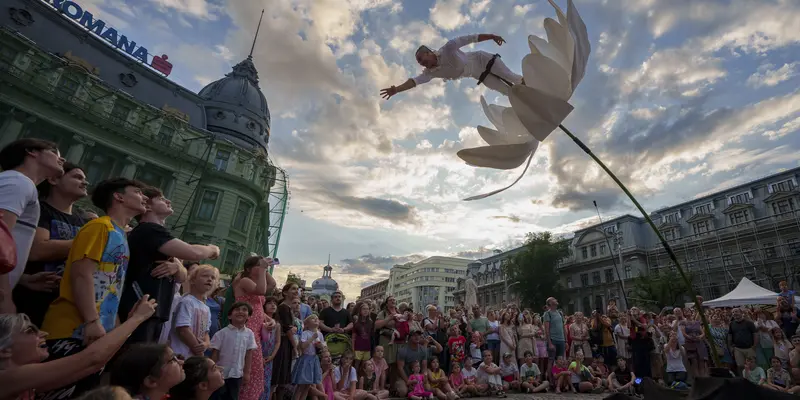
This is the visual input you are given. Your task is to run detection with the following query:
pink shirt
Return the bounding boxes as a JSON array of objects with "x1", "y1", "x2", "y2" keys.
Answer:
[
  {"x1": 450, "y1": 373, "x2": 464, "y2": 387},
  {"x1": 372, "y1": 357, "x2": 388, "y2": 382}
]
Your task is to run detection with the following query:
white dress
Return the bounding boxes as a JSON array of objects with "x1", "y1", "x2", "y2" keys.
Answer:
[{"x1": 412, "y1": 35, "x2": 523, "y2": 95}]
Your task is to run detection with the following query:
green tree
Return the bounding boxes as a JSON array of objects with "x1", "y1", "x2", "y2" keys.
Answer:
[
  {"x1": 630, "y1": 268, "x2": 694, "y2": 310},
  {"x1": 285, "y1": 273, "x2": 304, "y2": 288},
  {"x1": 504, "y1": 232, "x2": 570, "y2": 309}
]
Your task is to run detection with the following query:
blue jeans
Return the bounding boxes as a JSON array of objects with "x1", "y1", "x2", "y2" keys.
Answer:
[{"x1": 548, "y1": 340, "x2": 566, "y2": 360}]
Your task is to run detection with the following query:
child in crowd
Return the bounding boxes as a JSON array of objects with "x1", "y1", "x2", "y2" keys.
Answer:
[
  {"x1": 772, "y1": 328, "x2": 793, "y2": 369},
  {"x1": 447, "y1": 325, "x2": 467, "y2": 368},
  {"x1": 664, "y1": 332, "x2": 687, "y2": 388},
  {"x1": 311, "y1": 350, "x2": 335, "y2": 400},
  {"x1": 450, "y1": 362, "x2": 478, "y2": 397},
  {"x1": 519, "y1": 351, "x2": 548, "y2": 393},
  {"x1": 589, "y1": 357, "x2": 609, "y2": 387},
  {"x1": 499, "y1": 353, "x2": 520, "y2": 392},
  {"x1": 568, "y1": 351, "x2": 603, "y2": 393},
  {"x1": 109, "y1": 343, "x2": 186, "y2": 400},
  {"x1": 461, "y1": 357, "x2": 483, "y2": 395},
  {"x1": 370, "y1": 345, "x2": 389, "y2": 392},
  {"x1": 353, "y1": 303, "x2": 374, "y2": 373},
  {"x1": 171, "y1": 265, "x2": 218, "y2": 359},
  {"x1": 608, "y1": 357, "x2": 636, "y2": 395},
  {"x1": 469, "y1": 333, "x2": 483, "y2": 368},
  {"x1": 336, "y1": 351, "x2": 374, "y2": 400},
  {"x1": 477, "y1": 350, "x2": 505, "y2": 397},
  {"x1": 359, "y1": 360, "x2": 390, "y2": 399},
  {"x1": 76, "y1": 386, "x2": 134, "y2": 400},
  {"x1": 426, "y1": 357, "x2": 458, "y2": 400},
  {"x1": 743, "y1": 356, "x2": 766, "y2": 385},
  {"x1": 169, "y1": 356, "x2": 225, "y2": 400},
  {"x1": 766, "y1": 356, "x2": 794, "y2": 392},
  {"x1": 551, "y1": 356, "x2": 572, "y2": 394},
  {"x1": 209, "y1": 302, "x2": 258, "y2": 400},
  {"x1": 292, "y1": 315, "x2": 326, "y2": 400},
  {"x1": 407, "y1": 360, "x2": 434, "y2": 400}
]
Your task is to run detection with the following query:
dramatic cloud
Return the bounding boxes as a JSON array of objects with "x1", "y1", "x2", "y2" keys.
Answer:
[
  {"x1": 747, "y1": 63, "x2": 798, "y2": 88},
  {"x1": 340, "y1": 253, "x2": 426, "y2": 275}
]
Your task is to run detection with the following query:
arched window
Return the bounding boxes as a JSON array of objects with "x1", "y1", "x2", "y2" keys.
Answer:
[
  {"x1": 624, "y1": 265, "x2": 632, "y2": 279},
  {"x1": 582, "y1": 296, "x2": 591, "y2": 314}
]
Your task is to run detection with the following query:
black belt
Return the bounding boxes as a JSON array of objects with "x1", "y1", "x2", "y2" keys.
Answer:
[{"x1": 477, "y1": 54, "x2": 514, "y2": 87}]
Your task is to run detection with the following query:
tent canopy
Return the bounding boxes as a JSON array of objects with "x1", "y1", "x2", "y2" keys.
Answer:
[{"x1": 697, "y1": 277, "x2": 799, "y2": 308}]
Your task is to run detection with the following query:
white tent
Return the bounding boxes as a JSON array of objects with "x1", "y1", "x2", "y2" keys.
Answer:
[{"x1": 695, "y1": 277, "x2": 800, "y2": 308}]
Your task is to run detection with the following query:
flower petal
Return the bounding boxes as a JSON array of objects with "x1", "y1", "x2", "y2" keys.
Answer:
[
  {"x1": 501, "y1": 107, "x2": 535, "y2": 141},
  {"x1": 547, "y1": 0, "x2": 569, "y2": 28},
  {"x1": 527, "y1": 35, "x2": 570, "y2": 75},
  {"x1": 567, "y1": 0, "x2": 591, "y2": 91},
  {"x1": 480, "y1": 95, "x2": 506, "y2": 132},
  {"x1": 463, "y1": 151, "x2": 536, "y2": 201},
  {"x1": 457, "y1": 141, "x2": 537, "y2": 170},
  {"x1": 477, "y1": 125, "x2": 530, "y2": 146},
  {"x1": 521, "y1": 53, "x2": 572, "y2": 101},
  {"x1": 544, "y1": 17, "x2": 574, "y2": 76},
  {"x1": 509, "y1": 85, "x2": 574, "y2": 141}
]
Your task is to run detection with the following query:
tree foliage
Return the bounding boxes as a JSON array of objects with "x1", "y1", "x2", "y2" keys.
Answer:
[
  {"x1": 285, "y1": 273, "x2": 304, "y2": 288},
  {"x1": 504, "y1": 232, "x2": 570, "y2": 310},
  {"x1": 630, "y1": 268, "x2": 695, "y2": 310}
]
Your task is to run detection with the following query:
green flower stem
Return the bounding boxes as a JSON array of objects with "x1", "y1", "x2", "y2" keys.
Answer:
[{"x1": 558, "y1": 124, "x2": 721, "y2": 367}]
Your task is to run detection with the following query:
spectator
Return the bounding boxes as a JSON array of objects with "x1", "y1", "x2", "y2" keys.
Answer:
[
  {"x1": 755, "y1": 310, "x2": 779, "y2": 369},
  {"x1": 0, "y1": 295, "x2": 156, "y2": 400},
  {"x1": 119, "y1": 185, "x2": 219, "y2": 344},
  {"x1": 470, "y1": 307, "x2": 489, "y2": 338},
  {"x1": 396, "y1": 330, "x2": 442, "y2": 397},
  {"x1": 515, "y1": 311, "x2": 534, "y2": 367},
  {"x1": 352, "y1": 302, "x2": 374, "y2": 372},
  {"x1": 292, "y1": 314, "x2": 325, "y2": 400},
  {"x1": 206, "y1": 287, "x2": 226, "y2": 340},
  {"x1": 0, "y1": 138, "x2": 65, "y2": 313},
  {"x1": 766, "y1": 356, "x2": 792, "y2": 393},
  {"x1": 543, "y1": 297, "x2": 566, "y2": 371},
  {"x1": 477, "y1": 349, "x2": 504, "y2": 397},
  {"x1": 109, "y1": 343, "x2": 186, "y2": 399},
  {"x1": 169, "y1": 356, "x2": 225, "y2": 400},
  {"x1": 39, "y1": 177, "x2": 147, "y2": 399},
  {"x1": 729, "y1": 307, "x2": 758, "y2": 375},
  {"x1": 13, "y1": 161, "x2": 87, "y2": 327},
  {"x1": 519, "y1": 351, "x2": 548, "y2": 393},
  {"x1": 374, "y1": 296, "x2": 401, "y2": 387},
  {"x1": 607, "y1": 357, "x2": 636, "y2": 395},
  {"x1": 75, "y1": 386, "x2": 134, "y2": 400},
  {"x1": 171, "y1": 264, "x2": 218, "y2": 359},
  {"x1": 272, "y1": 283, "x2": 299, "y2": 400},
  {"x1": 210, "y1": 302, "x2": 258, "y2": 400},
  {"x1": 360, "y1": 359, "x2": 389, "y2": 399},
  {"x1": 334, "y1": 351, "x2": 372, "y2": 400},
  {"x1": 742, "y1": 355, "x2": 766, "y2": 385},
  {"x1": 320, "y1": 291, "x2": 354, "y2": 338},
  {"x1": 261, "y1": 296, "x2": 281, "y2": 399}
]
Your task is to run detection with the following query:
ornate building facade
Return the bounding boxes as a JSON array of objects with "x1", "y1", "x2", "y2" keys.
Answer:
[
  {"x1": 360, "y1": 279, "x2": 388, "y2": 304},
  {"x1": 453, "y1": 248, "x2": 524, "y2": 310},
  {"x1": 387, "y1": 256, "x2": 471, "y2": 313},
  {"x1": 1, "y1": 0, "x2": 289, "y2": 273}
]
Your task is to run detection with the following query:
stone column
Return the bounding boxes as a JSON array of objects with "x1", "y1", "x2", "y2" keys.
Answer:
[
  {"x1": 0, "y1": 113, "x2": 26, "y2": 149},
  {"x1": 121, "y1": 156, "x2": 145, "y2": 179},
  {"x1": 65, "y1": 135, "x2": 95, "y2": 164}
]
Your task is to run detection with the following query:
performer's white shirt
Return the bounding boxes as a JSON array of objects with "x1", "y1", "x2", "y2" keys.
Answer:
[{"x1": 413, "y1": 35, "x2": 485, "y2": 85}]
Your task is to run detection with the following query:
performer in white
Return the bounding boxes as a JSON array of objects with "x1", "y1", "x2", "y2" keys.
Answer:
[{"x1": 380, "y1": 34, "x2": 524, "y2": 99}]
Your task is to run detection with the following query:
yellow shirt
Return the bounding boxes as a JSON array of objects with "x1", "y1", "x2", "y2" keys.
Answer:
[
  {"x1": 429, "y1": 369, "x2": 445, "y2": 388},
  {"x1": 42, "y1": 217, "x2": 130, "y2": 340}
]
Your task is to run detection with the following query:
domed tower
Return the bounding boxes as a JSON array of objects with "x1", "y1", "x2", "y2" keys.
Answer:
[
  {"x1": 198, "y1": 13, "x2": 270, "y2": 151},
  {"x1": 311, "y1": 256, "x2": 339, "y2": 298}
]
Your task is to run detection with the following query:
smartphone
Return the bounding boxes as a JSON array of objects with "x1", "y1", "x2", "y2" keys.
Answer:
[
  {"x1": 273, "y1": 258, "x2": 280, "y2": 265},
  {"x1": 634, "y1": 378, "x2": 642, "y2": 385},
  {"x1": 132, "y1": 281, "x2": 144, "y2": 300}
]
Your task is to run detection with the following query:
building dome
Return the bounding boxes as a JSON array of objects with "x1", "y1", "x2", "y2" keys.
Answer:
[
  {"x1": 311, "y1": 264, "x2": 339, "y2": 297},
  {"x1": 198, "y1": 56, "x2": 271, "y2": 151}
]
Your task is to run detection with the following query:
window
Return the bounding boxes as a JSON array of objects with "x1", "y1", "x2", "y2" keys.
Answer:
[
  {"x1": 592, "y1": 271, "x2": 601, "y2": 285},
  {"x1": 605, "y1": 269, "x2": 614, "y2": 282},
  {"x1": 624, "y1": 266, "x2": 632, "y2": 279},
  {"x1": 595, "y1": 296, "x2": 603, "y2": 312},
  {"x1": 729, "y1": 210, "x2": 750, "y2": 225},
  {"x1": 84, "y1": 152, "x2": 115, "y2": 185},
  {"x1": 663, "y1": 228, "x2": 677, "y2": 241},
  {"x1": 728, "y1": 191, "x2": 752, "y2": 204},
  {"x1": 709, "y1": 285, "x2": 721, "y2": 299},
  {"x1": 723, "y1": 252, "x2": 733, "y2": 267},
  {"x1": 580, "y1": 274, "x2": 589, "y2": 287},
  {"x1": 197, "y1": 190, "x2": 220, "y2": 220},
  {"x1": 693, "y1": 220, "x2": 711, "y2": 236},
  {"x1": 694, "y1": 203, "x2": 713, "y2": 215},
  {"x1": 772, "y1": 199, "x2": 796, "y2": 215},
  {"x1": 603, "y1": 225, "x2": 617, "y2": 235},
  {"x1": 566, "y1": 277, "x2": 573, "y2": 288},
  {"x1": 135, "y1": 168, "x2": 164, "y2": 189},
  {"x1": 599, "y1": 243, "x2": 606, "y2": 255},
  {"x1": 769, "y1": 179, "x2": 796, "y2": 193},
  {"x1": 590, "y1": 244, "x2": 597, "y2": 257},
  {"x1": 445, "y1": 277, "x2": 455, "y2": 282},
  {"x1": 788, "y1": 238, "x2": 800, "y2": 256},
  {"x1": 582, "y1": 297, "x2": 591, "y2": 314},
  {"x1": 157, "y1": 124, "x2": 174, "y2": 146},
  {"x1": 232, "y1": 199, "x2": 253, "y2": 231},
  {"x1": 742, "y1": 247, "x2": 754, "y2": 264},
  {"x1": 56, "y1": 74, "x2": 81, "y2": 97},
  {"x1": 222, "y1": 248, "x2": 241, "y2": 272},
  {"x1": 581, "y1": 247, "x2": 588, "y2": 259},
  {"x1": 110, "y1": 101, "x2": 131, "y2": 123},
  {"x1": 764, "y1": 243, "x2": 776, "y2": 259},
  {"x1": 663, "y1": 212, "x2": 680, "y2": 224},
  {"x1": 214, "y1": 149, "x2": 231, "y2": 171}
]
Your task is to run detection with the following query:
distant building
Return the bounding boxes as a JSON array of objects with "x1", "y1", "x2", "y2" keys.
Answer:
[
  {"x1": 454, "y1": 247, "x2": 525, "y2": 310},
  {"x1": 310, "y1": 263, "x2": 339, "y2": 299},
  {"x1": 360, "y1": 279, "x2": 389, "y2": 304},
  {"x1": 387, "y1": 256, "x2": 471, "y2": 313}
]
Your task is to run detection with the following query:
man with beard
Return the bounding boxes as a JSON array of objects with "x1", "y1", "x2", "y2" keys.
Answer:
[
  {"x1": 13, "y1": 162, "x2": 88, "y2": 326},
  {"x1": 319, "y1": 290, "x2": 354, "y2": 338},
  {"x1": 119, "y1": 186, "x2": 220, "y2": 344}
]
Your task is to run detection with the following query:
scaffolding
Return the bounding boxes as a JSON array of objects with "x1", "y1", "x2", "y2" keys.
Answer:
[{"x1": 645, "y1": 205, "x2": 800, "y2": 300}]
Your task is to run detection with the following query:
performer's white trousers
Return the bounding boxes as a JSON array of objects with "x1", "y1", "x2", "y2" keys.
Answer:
[{"x1": 472, "y1": 50, "x2": 523, "y2": 96}]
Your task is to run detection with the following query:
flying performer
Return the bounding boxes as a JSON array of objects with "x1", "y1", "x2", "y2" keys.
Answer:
[{"x1": 380, "y1": 33, "x2": 524, "y2": 99}]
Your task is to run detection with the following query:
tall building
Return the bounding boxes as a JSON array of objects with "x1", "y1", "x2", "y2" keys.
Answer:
[
  {"x1": 453, "y1": 248, "x2": 525, "y2": 310},
  {"x1": 559, "y1": 167, "x2": 800, "y2": 313},
  {"x1": 310, "y1": 262, "x2": 340, "y2": 300},
  {"x1": 387, "y1": 256, "x2": 471, "y2": 313},
  {"x1": 360, "y1": 279, "x2": 388, "y2": 304},
  {"x1": 1, "y1": 0, "x2": 288, "y2": 273}
]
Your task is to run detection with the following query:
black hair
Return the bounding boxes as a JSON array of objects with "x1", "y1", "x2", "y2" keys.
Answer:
[
  {"x1": 90, "y1": 177, "x2": 145, "y2": 212},
  {"x1": 169, "y1": 356, "x2": 212, "y2": 400},
  {"x1": 109, "y1": 343, "x2": 171, "y2": 396},
  {"x1": 523, "y1": 350, "x2": 534, "y2": 358},
  {"x1": 74, "y1": 386, "x2": 128, "y2": 400},
  {"x1": 134, "y1": 186, "x2": 166, "y2": 222},
  {"x1": 37, "y1": 161, "x2": 83, "y2": 199},
  {"x1": 228, "y1": 301, "x2": 253, "y2": 316},
  {"x1": 240, "y1": 255, "x2": 262, "y2": 279},
  {"x1": 0, "y1": 138, "x2": 58, "y2": 171}
]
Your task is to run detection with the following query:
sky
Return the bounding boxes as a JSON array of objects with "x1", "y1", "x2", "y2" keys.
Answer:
[{"x1": 80, "y1": 0, "x2": 800, "y2": 300}]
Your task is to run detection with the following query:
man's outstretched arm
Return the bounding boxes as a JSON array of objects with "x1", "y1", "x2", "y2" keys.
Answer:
[{"x1": 380, "y1": 79, "x2": 417, "y2": 99}]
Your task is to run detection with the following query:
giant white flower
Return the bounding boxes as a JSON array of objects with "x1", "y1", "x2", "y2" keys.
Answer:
[{"x1": 457, "y1": 0, "x2": 591, "y2": 200}]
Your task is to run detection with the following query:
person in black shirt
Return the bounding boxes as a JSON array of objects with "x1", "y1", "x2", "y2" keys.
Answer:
[
  {"x1": 319, "y1": 290, "x2": 354, "y2": 338},
  {"x1": 13, "y1": 162, "x2": 88, "y2": 326},
  {"x1": 118, "y1": 186, "x2": 220, "y2": 343}
]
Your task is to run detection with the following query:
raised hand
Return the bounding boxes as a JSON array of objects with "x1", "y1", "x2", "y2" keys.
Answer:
[
  {"x1": 380, "y1": 86, "x2": 398, "y2": 99},
  {"x1": 493, "y1": 35, "x2": 506, "y2": 46}
]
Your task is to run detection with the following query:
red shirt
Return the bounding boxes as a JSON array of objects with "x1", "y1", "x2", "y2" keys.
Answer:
[{"x1": 448, "y1": 335, "x2": 467, "y2": 363}]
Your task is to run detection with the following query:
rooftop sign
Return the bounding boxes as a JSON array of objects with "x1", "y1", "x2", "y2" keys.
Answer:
[{"x1": 43, "y1": 0, "x2": 173, "y2": 76}]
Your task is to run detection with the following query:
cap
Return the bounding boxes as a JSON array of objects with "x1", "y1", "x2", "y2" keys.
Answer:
[{"x1": 503, "y1": 352, "x2": 513, "y2": 358}]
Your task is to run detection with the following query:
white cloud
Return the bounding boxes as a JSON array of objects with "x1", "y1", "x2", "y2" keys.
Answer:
[
  {"x1": 747, "y1": 63, "x2": 798, "y2": 88},
  {"x1": 148, "y1": 0, "x2": 222, "y2": 20},
  {"x1": 388, "y1": 22, "x2": 445, "y2": 53},
  {"x1": 430, "y1": 0, "x2": 470, "y2": 31}
]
